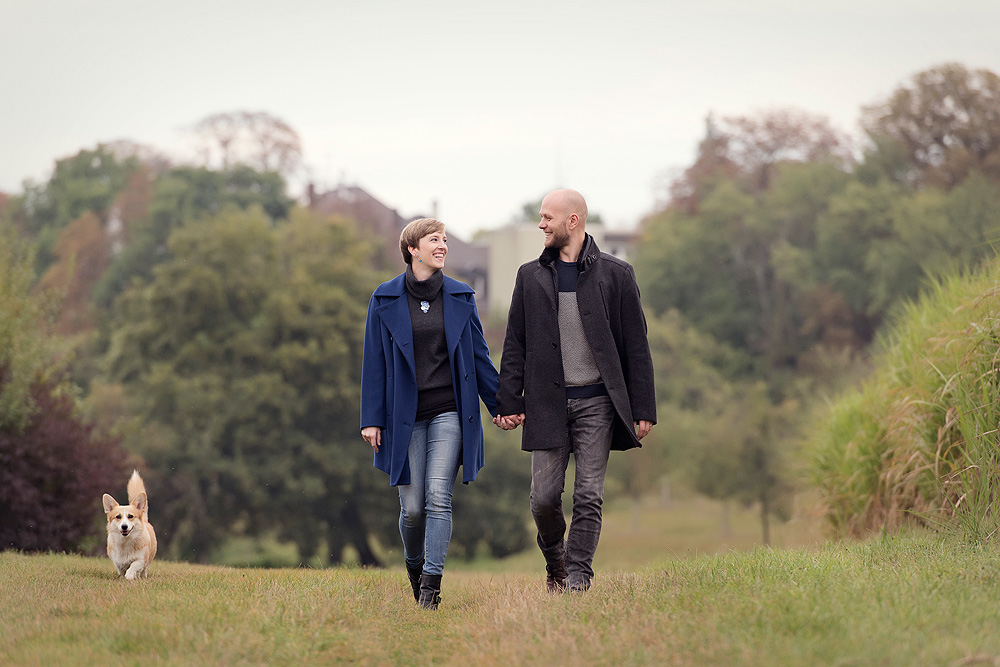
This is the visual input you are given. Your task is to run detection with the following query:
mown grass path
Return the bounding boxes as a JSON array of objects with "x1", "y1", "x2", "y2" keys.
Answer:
[{"x1": 3, "y1": 533, "x2": 999, "y2": 665}]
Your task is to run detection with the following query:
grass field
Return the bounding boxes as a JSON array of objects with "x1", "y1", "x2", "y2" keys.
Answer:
[
  {"x1": 4, "y1": 496, "x2": 1000, "y2": 665},
  {"x1": 209, "y1": 488, "x2": 826, "y2": 571},
  {"x1": 4, "y1": 532, "x2": 1000, "y2": 665}
]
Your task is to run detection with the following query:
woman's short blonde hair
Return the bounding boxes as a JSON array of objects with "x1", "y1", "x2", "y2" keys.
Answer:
[{"x1": 399, "y1": 218, "x2": 445, "y2": 265}]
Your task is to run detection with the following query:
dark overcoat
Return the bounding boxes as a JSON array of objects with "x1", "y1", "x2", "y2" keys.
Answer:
[
  {"x1": 361, "y1": 273, "x2": 499, "y2": 486},
  {"x1": 497, "y1": 234, "x2": 656, "y2": 451}
]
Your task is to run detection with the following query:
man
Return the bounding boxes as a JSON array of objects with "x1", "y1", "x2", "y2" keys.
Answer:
[{"x1": 496, "y1": 188, "x2": 656, "y2": 593}]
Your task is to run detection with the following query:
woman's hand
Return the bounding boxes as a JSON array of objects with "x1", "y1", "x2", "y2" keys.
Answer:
[
  {"x1": 493, "y1": 414, "x2": 524, "y2": 430},
  {"x1": 361, "y1": 426, "x2": 382, "y2": 452}
]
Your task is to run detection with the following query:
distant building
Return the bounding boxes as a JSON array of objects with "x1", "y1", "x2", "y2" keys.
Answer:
[
  {"x1": 306, "y1": 184, "x2": 641, "y2": 315},
  {"x1": 484, "y1": 221, "x2": 639, "y2": 317},
  {"x1": 306, "y1": 183, "x2": 489, "y2": 301},
  {"x1": 307, "y1": 183, "x2": 407, "y2": 269},
  {"x1": 603, "y1": 228, "x2": 640, "y2": 263}
]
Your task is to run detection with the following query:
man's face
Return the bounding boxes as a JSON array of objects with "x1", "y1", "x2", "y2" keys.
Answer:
[{"x1": 538, "y1": 196, "x2": 571, "y2": 250}]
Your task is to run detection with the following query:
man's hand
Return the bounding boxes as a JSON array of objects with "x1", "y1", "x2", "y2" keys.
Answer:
[
  {"x1": 634, "y1": 420, "x2": 653, "y2": 440},
  {"x1": 493, "y1": 414, "x2": 525, "y2": 430}
]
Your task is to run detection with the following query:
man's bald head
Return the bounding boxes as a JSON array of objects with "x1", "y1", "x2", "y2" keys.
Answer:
[
  {"x1": 538, "y1": 189, "x2": 589, "y2": 260},
  {"x1": 542, "y1": 189, "x2": 588, "y2": 226}
]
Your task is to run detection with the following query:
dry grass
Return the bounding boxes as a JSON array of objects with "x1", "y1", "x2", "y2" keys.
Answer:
[{"x1": 5, "y1": 531, "x2": 1000, "y2": 666}]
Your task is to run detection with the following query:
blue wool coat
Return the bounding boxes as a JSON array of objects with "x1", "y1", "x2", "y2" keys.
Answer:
[{"x1": 361, "y1": 273, "x2": 499, "y2": 486}]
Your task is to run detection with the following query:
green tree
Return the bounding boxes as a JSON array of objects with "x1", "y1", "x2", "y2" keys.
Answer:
[
  {"x1": 104, "y1": 207, "x2": 354, "y2": 561},
  {"x1": 638, "y1": 161, "x2": 854, "y2": 369},
  {"x1": 11, "y1": 145, "x2": 139, "y2": 271},
  {"x1": 0, "y1": 227, "x2": 126, "y2": 553},
  {"x1": 694, "y1": 383, "x2": 796, "y2": 545},
  {"x1": 101, "y1": 205, "x2": 528, "y2": 566},
  {"x1": 861, "y1": 63, "x2": 1000, "y2": 189},
  {"x1": 94, "y1": 165, "x2": 293, "y2": 309},
  {"x1": 38, "y1": 211, "x2": 110, "y2": 335},
  {"x1": 0, "y1": 229, "x2": 55, "y2": 432},
  {"x1": 636, "y1": 184, "x2": 758, "y2": 353},
  {"x1": 811, "y1": 179, "x2": 899, "y2": 328},
  {"x1": 667, "y1": 108, "x2": 853, "y2": 213}
]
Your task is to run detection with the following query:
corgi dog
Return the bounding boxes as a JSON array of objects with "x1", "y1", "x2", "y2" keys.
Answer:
[{"x1": 102, "y1": 470, "x2": 157, "y2": 580}]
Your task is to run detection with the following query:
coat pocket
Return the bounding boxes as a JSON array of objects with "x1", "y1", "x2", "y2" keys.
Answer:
[{"x1": 599, "y1": 283, "x2": 611, "y2": 320}]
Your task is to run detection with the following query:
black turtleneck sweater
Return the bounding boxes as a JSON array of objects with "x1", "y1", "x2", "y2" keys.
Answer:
[{"x1": 404, "y1": 265, "x2": 456, "y2": 421}]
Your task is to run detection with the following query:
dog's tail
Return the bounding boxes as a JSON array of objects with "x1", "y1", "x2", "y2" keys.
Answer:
[{"x1": 127, "y1": 469, "x2": 147, "y2": 506}]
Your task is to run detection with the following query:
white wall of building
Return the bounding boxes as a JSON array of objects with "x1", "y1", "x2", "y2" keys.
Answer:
[{"x1": 485, "y1": 222, "x2": 607, "y2": 317}]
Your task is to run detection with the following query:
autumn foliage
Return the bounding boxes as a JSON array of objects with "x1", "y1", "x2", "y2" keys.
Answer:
[{"x1": 0, "y1": 378, "x2": 128, "y2": 553}]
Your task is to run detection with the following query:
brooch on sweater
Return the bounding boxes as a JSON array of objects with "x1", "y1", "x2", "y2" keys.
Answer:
[{"x1": 420, "y1": 300, "x2": 430, "y2": 313}]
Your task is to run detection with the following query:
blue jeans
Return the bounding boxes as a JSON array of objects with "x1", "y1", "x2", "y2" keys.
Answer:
[
  {"x1": 398, "y1": 411, "x2": 461, "y2": 576},
  {"x1": 530, "y1": 396, "x2": 614, "y2": 589}
]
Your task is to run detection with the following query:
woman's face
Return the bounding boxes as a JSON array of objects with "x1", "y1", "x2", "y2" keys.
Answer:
[{"x1": 410, "y1": 229, "x2": 448, "y2": 271}]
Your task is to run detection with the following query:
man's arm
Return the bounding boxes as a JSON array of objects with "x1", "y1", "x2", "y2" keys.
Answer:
[{"x1": 620, "y1": 265, "x2": 657, "y2": 424}]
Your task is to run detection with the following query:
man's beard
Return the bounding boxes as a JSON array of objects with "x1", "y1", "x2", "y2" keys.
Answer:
[{"x1": 547, "y1": 227, "x2": 570, "y2": 249}]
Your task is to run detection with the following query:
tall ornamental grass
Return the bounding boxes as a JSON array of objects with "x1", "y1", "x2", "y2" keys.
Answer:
[{"x1": 809, "y1": 258, "x2": 1000, "y2": 541}]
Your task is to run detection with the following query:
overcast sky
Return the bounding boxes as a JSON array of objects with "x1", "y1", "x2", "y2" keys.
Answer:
[{"x1": 2, "y1": 0, "x2": 999, "y2": 238}]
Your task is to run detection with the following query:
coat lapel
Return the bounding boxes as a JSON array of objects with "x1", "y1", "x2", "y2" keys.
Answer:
[
  {"x1": 375, "y1": 294, "x2": 416, "y2": 377},
  {"x1": 532, "y1": 264, "x2": 557, "y2": 311},
  {"x1": 443, "y1": 292, "x2": 474, "y2": 357}
]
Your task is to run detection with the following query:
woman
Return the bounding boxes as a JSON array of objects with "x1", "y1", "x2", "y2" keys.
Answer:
[{"x1": 360, "y1": 218, "x2": 499, "y2": 610}]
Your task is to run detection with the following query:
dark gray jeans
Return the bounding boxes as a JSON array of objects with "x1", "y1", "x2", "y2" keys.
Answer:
[{"x1": 529, "y1": 395, "x2": 614, "y2": 588}]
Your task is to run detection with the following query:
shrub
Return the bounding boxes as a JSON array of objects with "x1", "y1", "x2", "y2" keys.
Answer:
[{"x1": 0, "y1": 380, "x2": 128, "y2": 552}]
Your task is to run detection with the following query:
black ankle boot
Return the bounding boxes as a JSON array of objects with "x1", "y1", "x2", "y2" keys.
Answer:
[
  {"x1": 418, "y1": 573, "x2": 442, "y2": 610},
  {"x1": 405, "y1": 562, "x2": 423, "y2": 602},
  {"x1": 545, "y1": 556, "x2": 567, "y2": 593}
]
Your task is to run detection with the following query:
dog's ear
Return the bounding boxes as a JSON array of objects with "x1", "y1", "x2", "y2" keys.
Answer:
[
  {"x1": 103, "y1": 494, "x2": 118, "y2": 514},
  {"x1": 133, "y1": 492, "x2": 148, "y2": 513}
]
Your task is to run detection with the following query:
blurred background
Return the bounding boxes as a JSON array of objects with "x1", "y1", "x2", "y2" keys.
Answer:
[{"x1": 2, "y1": 0, "x2": 1000, "y2": 569}]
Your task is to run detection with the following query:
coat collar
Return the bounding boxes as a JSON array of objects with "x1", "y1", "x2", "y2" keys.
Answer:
[
  {"x1": 538, "y1": 233, "x2": 601, "y2": 271},
  {"x1": 534, "y1": 233, "x2": 601, "y2": 309},
  {"x1": 373, "y1": 272, "x2": 474, "y2": 298},
  {"x1": 373, "y1": 272, "x2": 477, "y2": 373}
]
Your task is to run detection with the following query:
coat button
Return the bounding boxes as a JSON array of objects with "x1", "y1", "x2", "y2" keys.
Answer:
[
  {"x1": 554, "y1": 381, "x2": 560, "y2": 388},
  {"x1": 551, "y1": 342, "x2": 557, "y2": 349},
  {"x1": 468, "y1": 415, "x2": 474, "y2": 422},
  {"x1": 464, "y1": 373, "x2": 468, "y2": 379}
]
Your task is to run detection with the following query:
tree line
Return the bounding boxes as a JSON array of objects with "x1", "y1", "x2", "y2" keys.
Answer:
[
  {"x1": 2, "y1": 62, "x2": 999, "y2": 558},
  {"x1": 629, "y1": 62, "x2": 1000, "y2": 540},
  {"x1": 0, "y1": 113, "x2": 530, "y2": 564}
]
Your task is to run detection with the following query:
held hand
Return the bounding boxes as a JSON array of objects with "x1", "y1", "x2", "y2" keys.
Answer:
[
  {"x1": 494, "y1": 414, "x2": 524, "y2": 430},
  {"x1": 361, "y1": 426, "x2": 382, "y2": 452},
  {"x1": 504, "y1": 414, "x2": 525, "y2": 430},
  {"x1": 634, "y1": 420, "x2": 653, "y2": 441}
]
